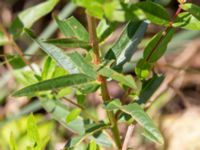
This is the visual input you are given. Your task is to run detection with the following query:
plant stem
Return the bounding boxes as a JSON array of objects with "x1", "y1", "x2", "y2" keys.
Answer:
[
  {"x1": 86, "y1": 14, "x2": 122, "y2": 149},
  {"x1": 0, "y1": 23, "x2": 34, "y2": 71}
]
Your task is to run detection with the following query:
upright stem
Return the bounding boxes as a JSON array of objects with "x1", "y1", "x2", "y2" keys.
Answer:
[{"x1": 86, "y1": 14, "x2": 122, "y2": 149}]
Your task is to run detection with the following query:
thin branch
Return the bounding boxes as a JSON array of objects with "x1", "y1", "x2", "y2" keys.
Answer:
[
  {"x1": 0, "y1": 23, "x2": 34, "y2": 71},
  {"x1": 122, "y1": 124, "x2": 135, "y2": 150}
]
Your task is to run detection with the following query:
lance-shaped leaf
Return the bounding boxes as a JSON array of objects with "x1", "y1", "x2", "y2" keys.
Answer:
[
  {"x1": 66, "y1": 108, "x2": 81, "y2": 123},
  {"x1": 105, "y1": 21, "x2": 147, "y2": 69},
  {"x1": 10, "y1": 0, "x2": 59, "y2": 37},
  {"x1": 98, "y1": 67, "x2": 137, "y2": 89},
  {"x1": 173, "y1": 12, "x2": 200, "y2": 30},
  {"x1": 143, "y1": 28, "x2": 175, "y2": 63},
  {"x1": 55, "y1": 16, "x2": 89, "y2": 42},
  {"x1": 25, "y1": 29, "x2": 96, "y2": 78},
  {"x1": 0, "y1": 32, "x2": 9, "y2": 46},
  {"x1": 122, "y1": 103, "x2": 164, "y2": 144},
  {"x1": 13, "y1": 74, "x2": 94, "y2": 96},
  {"x1": 134, "y1": 1, "x2": 170, "y2": 26},
  {"x1": 181, "y1": 3, "x2": 200, "y2": 21},
  {"x1": 137, "y1": 74, "x2": 164, "y2": 104},
  {"x1": 44, "y1": 38, "x2": 91, "y2": 49},
  {"x1": 105, "y1": 101, "x2": 164, "y2": 144},
  {"x1": 40, "y1": 97, "x2": 85, "y2": 134}
]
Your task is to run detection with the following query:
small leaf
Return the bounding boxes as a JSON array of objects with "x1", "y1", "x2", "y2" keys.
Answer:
[
  {"x1": 66, "y1": 108, "x2": 81, "y2": 123},
  {"x1": 10, "y1": 0, "x2": 59, "y2": 37},
  {"x1": 42, "y1": 56, "x2": 57, "y2": 80},
  {"x1": 55, "y1": 16, "x2": 89, "y2": 42},
  {"x1": 137, "y1": 74, "x2": 164, "y2": 104},
  {"x1": 173, "y1": 12, "x2": 200, "y2": 30},
  {"x1": 87, "y1": 140, "x2": 99, "y2": 150},
  {"x1": 13, "y1": 74, "x2": 94, "y2": 97},
  {"x1": 45, "y1": 38, "x2": 91, "y2": 49},
  {"x1": 135, "y1": 59, "x2": 152, "y2": 80},
  {"x1": 105, "y1": 21, "x2": 147, "y2": 69},
  {"x1": 143, "y1": 28, "x2": 175, "y2": 62},
  {"x1": 27, "y1": 113, "x2": 40, "y2": 143},
  {"x1": 135, "y1": 1, "x2": 170, "y2": 25},
  {"x1": 181, "y1": 3, "x2": 200, "y2": 21},
  {"x1": 6, "y1": 55, "x2": 26, "y2": 69},
  {"x1": 98, "y1": 67, "x2": 137, "y2": 89},
  {"x1": 9, "y1": 132, "x2": 18, "y2": 150}
]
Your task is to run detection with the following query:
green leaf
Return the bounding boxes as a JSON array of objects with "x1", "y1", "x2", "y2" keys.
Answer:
[
  {"x1": 44, "y1": 38, "x2": 91, "y2": 49},
  {"x1": 98, "y1": 67, "x2": 137, "y2": 89},
  {"x1": 67, "y1": 52, "x2": 96, "y2": 79},
  {"x1": 9, "y1": 132, "x2": 18, "y2": 150},
  {"x1": 66, "y1": 108, "x2": 81, "y2": 123},
  {"x1": 27, "y1": 113, "x2": 40, "y2": 143},
  {"x1": 25, "y1": 29, "x2": 96, "y2": 77},
  {"x1": 135, "y1": 58, "x2": 152, "y2": 80},
  {"x1": 10, "y1": 0, "x2": 59, "y2": 37},
  {"x1": 181, "y1": 3, "x2": 200, "y2": 21},
  {"x1": 121, "y1": 103, "x2": 163, "y2": 144},
  {"x1": 0, "y1": 32, "x2": 9, "y2": 46},
  {"x1": 6, "y1": 55, "x2": 26, "y2": 69},
  {"x1": 72, "y1": 0, "x2": 104, "y2": 19},
  {"x1": 42, "y1": 56, "x2": 57, "y2": 80},
  {"x1": 55, "y1": 16, "x2": 89, "y2": 42},
  {"x1": 40, "y1": 97, "x2": 85, "y2": 135},
  {"x1": 143, "y1": 28, "x2": 175, "y2": 62},
  {"x1": 76, "y1": 82, "x2": 100, "y2": 94},
  {"x1": 13, "y1": 74, "x2": 94, "y2": 97},
  {"x1": 173, "y1": 12, "x2": 200, "y2": 30},
  {"x1": 104, "y1": 99, "x2": 122, "y2": 111},
  {"x1": 87, "y1": 140, "x2": 99, "y2": 150},
  {"x1": 135, "y1": 1, "x2": 170, "y2": 26},
  {"x1": 137, "y1": 74, "x2": 164, "y2": 104},
  {"x1": 96, "y1": 19, "x2": 118, "y2": 42},
  {"x1": 105, "y1": 21, "x2": 147, "y2": 69}
]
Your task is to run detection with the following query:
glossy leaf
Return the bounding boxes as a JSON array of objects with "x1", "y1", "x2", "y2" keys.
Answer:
[
  {"x1": 137, "y1": 74, "x2": 164, "y2": 104},
  {"x1": 55, "y1": 16, "x2": 89, "y2": 42},
  {"x1": 98, "y1": 67, "x2": 137, "y2": 89},
  {"x1": 105, "y1": 21, "x2": 147, "y2": 69},
  {"x1": 66, "y1": 108, "x2": 81, "y2": 123},
  {"x1": 173, "y1": 12, "x2": 200, "y2": 30},
  {"x1": 45, "y1": 38, "x2": 91, "y2": 49},
  {"x1": 181, "y1": 3, "x2": 200, "y2": 21},
  {"x1": 143, "y1": 28, "x2": 175, "y2": 62},
  {"x1": 13, "y1": 74, "x2": 94, "y2": 96},
  {"x1": 10, "y1": 0, "x2": 59, "y2": 37},
  {"x1": 135, "y1": 1, "x2": 170, "y2": 25}
]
